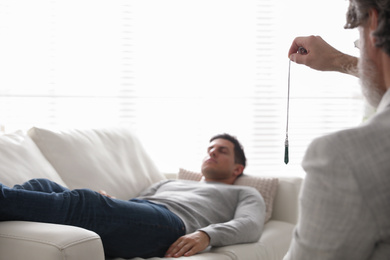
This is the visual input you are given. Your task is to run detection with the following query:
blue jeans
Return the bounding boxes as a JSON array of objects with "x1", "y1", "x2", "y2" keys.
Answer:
[{"x1": 0, "y1": 179, "x2": 186, "y2": 259}]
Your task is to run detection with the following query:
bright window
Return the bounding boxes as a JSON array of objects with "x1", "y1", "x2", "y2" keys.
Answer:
[{"x1": 0, "y1": 0, "x2": 362, "y2": 176}]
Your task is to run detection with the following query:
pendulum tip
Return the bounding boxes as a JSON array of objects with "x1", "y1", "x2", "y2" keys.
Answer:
[{"x1": 284, "y1": 146, "x2": 289, "y2": 164}]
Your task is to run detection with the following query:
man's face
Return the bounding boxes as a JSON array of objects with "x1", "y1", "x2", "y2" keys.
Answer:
[{"x1": 201, "y1": 138, "x2": 241, "y2": 182}]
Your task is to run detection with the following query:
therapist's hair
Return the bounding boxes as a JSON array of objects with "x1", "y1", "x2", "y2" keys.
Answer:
[
  {"x1": 345, "y1": 0, "x2": 390, "y2": 55},
  {"x1": 210, "y1": 133, "x2": 247, "y2": 168}
]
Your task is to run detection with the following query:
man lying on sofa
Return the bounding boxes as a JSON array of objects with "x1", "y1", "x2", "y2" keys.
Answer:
[{"x1": 0, "y1": 133, "x2": 265, "y2": 259}]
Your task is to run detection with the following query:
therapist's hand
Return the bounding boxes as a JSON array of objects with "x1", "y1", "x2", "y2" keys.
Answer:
[
  {"x1": 288, "y1": 35, "x2": 359, "y2": 77},
  {"x1": 165, "y1": 231, "x2": 210, "y2": 258}
]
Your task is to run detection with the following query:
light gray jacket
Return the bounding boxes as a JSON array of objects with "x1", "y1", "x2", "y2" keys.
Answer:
[{"x1": 284, "y1": 89, "x2": 390, "y2": 260}]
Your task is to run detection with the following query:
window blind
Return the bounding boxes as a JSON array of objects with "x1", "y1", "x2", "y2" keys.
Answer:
[
  {"x1": 0, "y1": 0, "x2": 363, "y2": 177},
  {"x1": 0, "y1": 0, "x2": 134, "y2": 129}
]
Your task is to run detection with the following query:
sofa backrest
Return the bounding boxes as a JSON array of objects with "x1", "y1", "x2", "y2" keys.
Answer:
[{"x1": 28, "y1": 127, "x2": 166, "y2": 200}]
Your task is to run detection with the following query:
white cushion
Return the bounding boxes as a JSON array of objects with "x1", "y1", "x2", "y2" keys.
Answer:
[
  {"x1": 28, "y1": 127, "x2": 166, "y2": 199},
  {"x1": 0, "y1": 131, "x2": 66, "y2": 187}
]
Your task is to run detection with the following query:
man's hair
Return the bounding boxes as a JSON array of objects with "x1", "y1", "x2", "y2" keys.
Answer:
[
  {"x1": 345, "y1": 0, "x2": 390, "y2": 55},
  {"x1": 210, "y1": 133, "x2": 247, "y2": 168}
]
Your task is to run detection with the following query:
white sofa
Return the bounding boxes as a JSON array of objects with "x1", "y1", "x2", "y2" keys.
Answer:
[{"x1": 0, "y1": 127, "x2": 302, "y2": 260}]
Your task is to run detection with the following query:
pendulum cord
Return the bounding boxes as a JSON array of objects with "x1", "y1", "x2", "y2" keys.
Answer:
[
  {"x1": 284, "y1": 46, "x2": 307, "y2": 165},
  {"x1": 284, "y1": 60, "x2": 291, "y2": 165}
]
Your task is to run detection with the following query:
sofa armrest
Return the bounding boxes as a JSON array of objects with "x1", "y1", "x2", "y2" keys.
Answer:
[
  {"x1": 271, "y1": 177, "x2": 303, "y2": 224},
  {"x1": 0, "y1": 221, "x2": 104, "y2": 260}
]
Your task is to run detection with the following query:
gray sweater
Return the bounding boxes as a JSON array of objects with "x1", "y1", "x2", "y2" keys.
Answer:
[{"x1": 137, "y1": 179, "x2": 265, "y2": 247}]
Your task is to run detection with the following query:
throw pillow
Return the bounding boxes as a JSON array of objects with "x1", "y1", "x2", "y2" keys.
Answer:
[
  {"x1": 0, "y1": 131, "x2": 66, "y2": 187},
  {"x1": 178, "y1": 168, "x2": 278, "y2": 222}
]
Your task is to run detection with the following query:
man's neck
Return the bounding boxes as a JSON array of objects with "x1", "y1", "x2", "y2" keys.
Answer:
[
  {"x1": 381, "y1": 52, "x2": 390, "y2": 91},
  {"x1": 204, "y1": 177, "x2": 236, "y2": 185}
]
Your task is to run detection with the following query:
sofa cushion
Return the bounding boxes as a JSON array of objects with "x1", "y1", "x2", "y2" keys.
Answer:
[
  {"x1": 0, "y1": 131, "x2": 66, "y2": 187},
  {"x1": 211, "y1": 220, "x2": 295, "y2": 260},
  {"x1": 28, "y1": 127, "x2": 166, "y2": 200},
  {"x1": 178, "y1": 168, "x2": 278, "y2": 222}
]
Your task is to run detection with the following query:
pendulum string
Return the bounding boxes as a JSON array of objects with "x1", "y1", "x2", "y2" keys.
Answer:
[
  {"x1": 284, "y1": 60, "x2": 291, "y2": 164},
  {"x1": 284, "y1": 46, "x2": 307, "y2": 165}
]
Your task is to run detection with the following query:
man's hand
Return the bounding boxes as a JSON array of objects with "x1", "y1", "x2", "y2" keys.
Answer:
[
  {"x1": 165, "y1": 231, "x2": 210, "y2": 258},
  {"x1": 98, "y1": 190, "x2": 116, "y2": 199}
]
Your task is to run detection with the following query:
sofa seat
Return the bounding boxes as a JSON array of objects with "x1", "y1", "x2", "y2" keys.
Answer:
[
  {"x1": 0, "y1": 219, "x2": 295, "y2": 260},
  {"x1": 124, "y1": 220, "x2": 295, "y2": 260}
]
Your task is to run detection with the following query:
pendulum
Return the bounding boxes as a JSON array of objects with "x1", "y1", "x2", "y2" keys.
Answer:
[
  {"x1": 284, "y1": 60, "x2": 291, "y2": 164},
  {"x1": 284, "y1": 46, "x2": 307, "y2": 165}
]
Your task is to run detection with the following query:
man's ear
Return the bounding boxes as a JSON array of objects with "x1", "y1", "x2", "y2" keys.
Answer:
[
  {"x1": 368, "y1": 8, "x2": 379, "y2": 45},
  {"x1": 233, "y1": 164, "x2": 244, "y2": 177}
]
